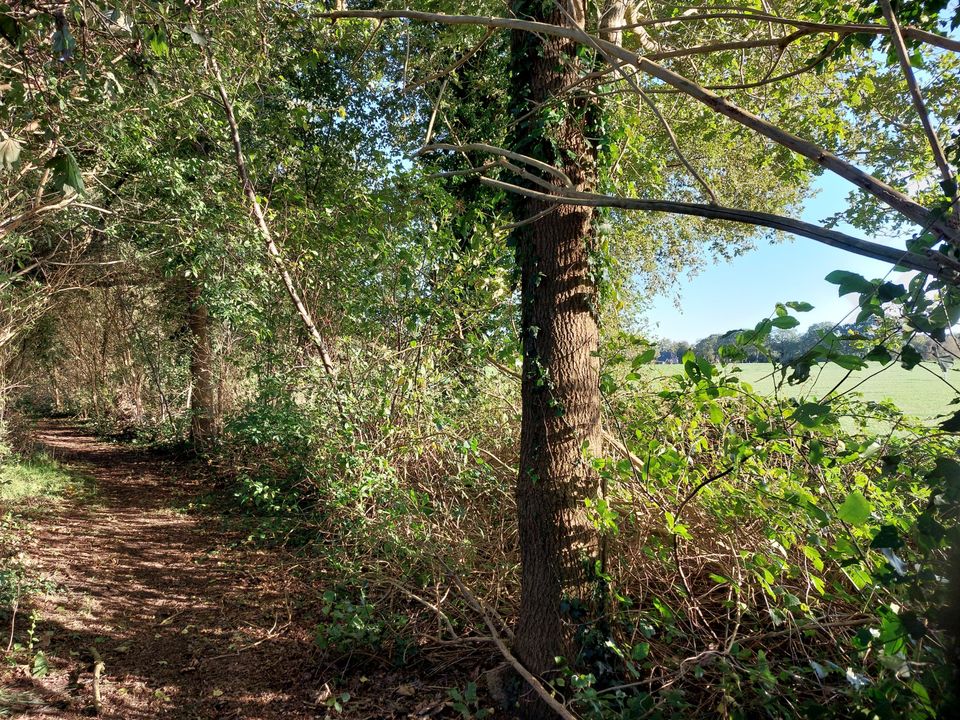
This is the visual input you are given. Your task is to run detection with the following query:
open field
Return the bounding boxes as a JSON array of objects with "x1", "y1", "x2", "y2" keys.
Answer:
[{"x1": 649, "y1": 361, "x2": 956, "y2": 423}]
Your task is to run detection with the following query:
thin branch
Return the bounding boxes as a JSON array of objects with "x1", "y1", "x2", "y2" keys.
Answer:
[
  {"x1": 471, "y1": 175, "x2": 957, "y2": 282},
  {"x1": 422, "y1": 76, "x2": 449, "y2": 148},
  {"x1": 205, "y1": 48, "x2": 344, "y2": 415},
  {"x1": 646, "y1": 28, "x2": 813, "y2": 61},
  {"x1": 707, "y1": 35, "x2": 843, "y2": 90},
  {"x1": 634, "y1": 79, "x2": 718, "y2": 202},
  {"x1": 405, "y1": 28, "x2": 496, "y2": 92},
  {"x1": 618, "y1": 12, "x2": 960, "y2": 53},
  {"x1": 419, "y1": 142, "x2": 573, "y2": 186},
  {"x1": 450, "y1": 573, "x2": 579, "y2": 720},
  {"x1": 878, "y1": 0, "x2": 956, "y2": 212}
]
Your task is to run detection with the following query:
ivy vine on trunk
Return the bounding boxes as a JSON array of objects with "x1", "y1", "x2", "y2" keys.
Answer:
[{"x1": 508, "y1": 1, "x2": 609, "y2": 714}]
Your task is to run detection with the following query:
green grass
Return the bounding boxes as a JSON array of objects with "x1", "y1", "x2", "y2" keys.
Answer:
[
  {"x1": 0, "y1": 453, "x2": 84, "y2": 503},
  {"x1": 649, "y1": 361, "x2": 956, "y2": 423}
]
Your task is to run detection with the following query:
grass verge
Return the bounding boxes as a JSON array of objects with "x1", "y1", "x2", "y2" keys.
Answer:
[{"x1": 0, "y1": 453, "x2": 87, "y2": 504}]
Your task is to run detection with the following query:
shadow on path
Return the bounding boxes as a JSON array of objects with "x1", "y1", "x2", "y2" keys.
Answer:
[{"x1": 1, "y1": 421, "x2": 323, "y2": 719}]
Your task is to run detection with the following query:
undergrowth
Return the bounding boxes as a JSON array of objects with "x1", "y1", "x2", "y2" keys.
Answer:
[{"x1": 207, "y1": 342, "x2": 958, "y2": 719}]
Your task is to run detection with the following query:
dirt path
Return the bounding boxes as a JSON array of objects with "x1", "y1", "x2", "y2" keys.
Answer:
[{"x1": 1, "y1": 421, "x2": 331, "y2": 719}]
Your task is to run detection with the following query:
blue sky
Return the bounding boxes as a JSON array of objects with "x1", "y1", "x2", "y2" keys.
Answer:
[{"x1": 643, "y1": 173, "x2": 907, "y2": 342}]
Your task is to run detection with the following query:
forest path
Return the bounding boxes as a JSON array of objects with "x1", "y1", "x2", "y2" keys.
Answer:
[{"x1": 2, "y1": 420, "x2": 329, "y2": 719}]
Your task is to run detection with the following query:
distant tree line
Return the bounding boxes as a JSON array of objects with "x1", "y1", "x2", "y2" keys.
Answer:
[{"x1": 657, "y1": 322, "x2": 960, "y2": 365}]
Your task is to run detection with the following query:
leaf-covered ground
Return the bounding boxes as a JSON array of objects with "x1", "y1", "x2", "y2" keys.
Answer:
[{"x1": 0, "y1": 422, "x2": 475, "y2": 719}]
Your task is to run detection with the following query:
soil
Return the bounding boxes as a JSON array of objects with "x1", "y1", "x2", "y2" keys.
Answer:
[{"x1": 0, "y1": 421, "x2": 477, "y2": 719}]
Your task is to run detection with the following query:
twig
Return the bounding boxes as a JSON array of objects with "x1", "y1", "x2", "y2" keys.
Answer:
[
  {"x1": 450, "y1": 574, "x2": 578, "y2": 720},
  {"x1": 675, "y1": 466, "x2": 736, "y2": 520},
  {"x1": 380, "y1": 577, "x2": 459, "y2": 639},
  {"x1": 91, "y1": 647, "x2": 104, "y2": 714},
  {"x1": 6, "y1": 595, "x2": 18, "y2": 653}
]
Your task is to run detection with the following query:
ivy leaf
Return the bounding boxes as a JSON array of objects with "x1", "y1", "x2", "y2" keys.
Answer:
[{"x1": 837, "y1": 491, "x2": 872, "y2": 526}]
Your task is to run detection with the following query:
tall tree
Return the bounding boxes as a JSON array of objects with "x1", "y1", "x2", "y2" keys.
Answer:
[
  {"x1": 186, "y1": 281, "x2": 216, "y2": 446},
  {"x1": 508, "y1": 2, "x2": 604, "y2": 713}
]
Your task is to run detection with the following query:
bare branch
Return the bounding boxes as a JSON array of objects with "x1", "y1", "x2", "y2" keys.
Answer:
[
  {"x1": 205, "y1": 48, "x2": 343, "y2": 411},
  {"x1": 646, "y1": 28, "x2": 813, "y2": 61},
  {"x1": 620, "y1": 12, "x2": 960, "y2": 53},
  {"x1": 878, "y1": 0, "x2": 956, "y2": 211},
  {"x1": 474, "y1": 175, "x2": 958, "y2": 283},
  {"x1": 420, "y1": 142, "x2": 573, "y2": 186}
]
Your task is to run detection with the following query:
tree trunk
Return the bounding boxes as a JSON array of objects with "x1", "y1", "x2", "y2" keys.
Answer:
[
  {"x1": 186, "y1": 283, "x2": 216, "y2": 447},
  {"x1": 509, "y1": 1, "x2": 603, "y2": 716}
]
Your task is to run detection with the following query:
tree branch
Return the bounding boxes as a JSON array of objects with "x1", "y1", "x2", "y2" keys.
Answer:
[
  {"x1": 620, "y1": 12, "x2": 960, "y2": 53},
  {"x1": 471, "y1": 175, "x2": 958, "y2": 283},
  {"x1": 322, "y1": 10, "x2": 960, "y2": 245},
  {"x1": 205, "y1": 48, "x2": 344, "y2": 413},
  {"x1": 878, "y1": 0, "x2": 956, "y2": 210}
]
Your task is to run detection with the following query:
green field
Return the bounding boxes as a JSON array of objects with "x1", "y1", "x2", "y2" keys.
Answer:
[{"x1": 649, "y1": 361, "x2": 956, "y2": 424}]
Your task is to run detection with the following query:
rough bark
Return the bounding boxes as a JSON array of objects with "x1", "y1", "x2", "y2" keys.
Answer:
[
  {"x1": 509, "y1": 1, "x2": 603, "y2": 716},
  {"x1": 186, "y1": 283, "x2": 215, "y2": 447}
]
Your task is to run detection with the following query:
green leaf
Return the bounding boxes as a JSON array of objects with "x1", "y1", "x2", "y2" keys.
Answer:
[
  {"x1": 786, "y1": 301, "x2": 814, "y2": 312},
  {"x1": 47, "y1": 148, "x2": 84, "y2": 195},
  {"x1": 900, "y1": 344, "x2": 923, "y2": 370},
  {"x1": 146, "y1": 26, "x2": 169, "y2": 57},
  {"x1": 876, "y1": 282, "x2": 906, "y2": 301},
  {"x1": 631, "y1": 347, "x2": 656, "y2": 368},
  {"x1": 793, "y1": 402, "x2": 831, "y2": 428},
  {"x1": 864, "y1": 345, "x2": 892, "y2": 364},
  {"x1": 837, "y1": 491, "x2": 872, "y2": 526},
  {"x1": 870, "y1": 525, "x2": 903, "y2": 549},
  {"x1": 832, "y1": 354, "x2": 867, "y2": 371},
  {"x1": 825, "y1": 270, "x2": 873, "y2": 296},
  {"x1": 31, "y1": 651, "x2": 49, "y2": 678},
  {"x1": 52, "y1": 24, "x2": 75, "y2": 60},
  {"x1": 771, "y1": 315, "x2": 800, "y2": 330},
  {"x1": 0, "y1": 11, "x2": 20, "y2": 47},
  {"x1": 631, "y1": 642, "x2": 650, "y2": 661}
]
